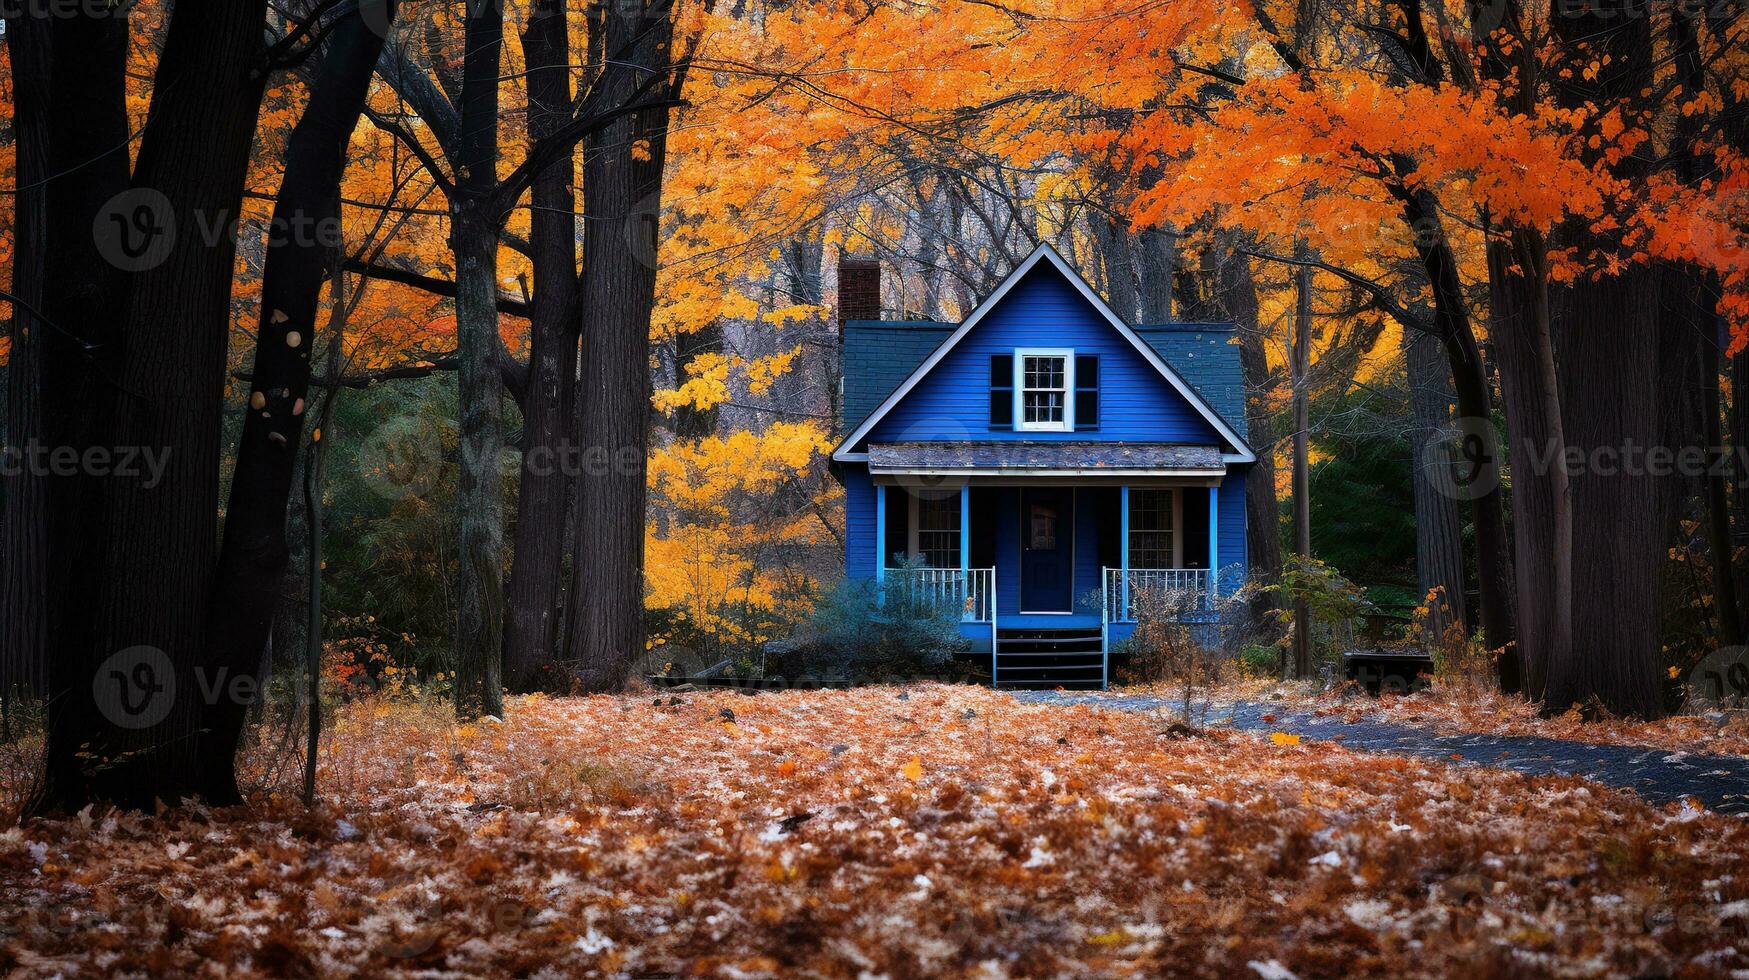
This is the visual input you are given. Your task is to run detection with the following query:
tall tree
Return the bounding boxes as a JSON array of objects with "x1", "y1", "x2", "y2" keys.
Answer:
[
  {"x1": 201, "y1": 0, "x2": 395, "y2": 802},
  {"x1": 449, "y1": 0, "x2": 509, "y2": 718},
  {"x1": 1290, "y1": 242, "x2": 1314, "y2": 679},
  {"x1": 38, "y1": 0, "x2": 274, "y2": 811},
  {"x1": 0, "y1": 11, "x2": 52, "y2": 701},
  {"x1": 503, "y1": 0, "x2": 580, "y2": 693},
  {"x1": 1544, "y1": 0, "x2": 1664, "y2": 718},
  {"x1": 566, "y1": 0, "x2": 683, "y2": 690}
]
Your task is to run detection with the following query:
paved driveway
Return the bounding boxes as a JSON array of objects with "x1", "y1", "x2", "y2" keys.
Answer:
[{"x1": 1012, "y1": 690, "x2": 1749, "y2": 815}]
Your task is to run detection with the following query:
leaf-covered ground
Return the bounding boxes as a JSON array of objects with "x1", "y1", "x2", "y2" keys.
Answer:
[{"x1": 4, "y1": 685, "x2": 1749, "y2": 978}]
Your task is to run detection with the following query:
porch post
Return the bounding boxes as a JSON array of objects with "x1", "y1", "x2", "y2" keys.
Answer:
[
  {"x1": 1119, "y1": 484, "x2": 1130, "y2": 619},
  {"x1": 876, "y1": 484, "x2": 887, "y2": 582},
  {"x1": 959, "y1": 485, "x2": 970, "y2": 577},
  {"x1": 959, "y1": 484, "x2": 970, "y2": 619},
  {"x1": 1208, "y1": 483, "x2": 1219, "y2": 602}
]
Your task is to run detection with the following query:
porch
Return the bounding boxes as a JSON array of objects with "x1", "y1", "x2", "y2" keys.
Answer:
[{"x1": 874, "y1": 476, "x2": 1233, "y2": 689}]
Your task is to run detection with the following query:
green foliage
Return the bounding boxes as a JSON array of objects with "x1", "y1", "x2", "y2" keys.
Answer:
[
  {"x1": 1306, "y1": 383, "x2": 1417, "y2": 601},
  {"x1": 1238, "y1": 555, "x2": 1374, "y2": 664},
  {"x1": 782, "y1": 559, "x2": 971, "y2": 680},
  {"x1": 318, "y1": 377, "x2": 467, "y2": 674}
]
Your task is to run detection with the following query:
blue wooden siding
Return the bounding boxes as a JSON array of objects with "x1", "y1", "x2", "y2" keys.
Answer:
[
  {"x1": 859, "y1": 268, "x2": 1226, "y2": 448},
  {"x1": 843, "y1": 466, "x2": 876, "y2": 581},
  {"x1": 1216, "y1": 473, "x2": 1248, "y2": 593}
]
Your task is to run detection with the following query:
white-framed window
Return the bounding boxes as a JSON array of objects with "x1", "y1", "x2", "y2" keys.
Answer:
[
  {"x1": 909, "y1": 493, "x2": 962, "y2": 568},
  {"x1": 1129, "y1": 488, "x2": 1181, "y2": 569},
  {"x1": 1014, "y1": 348, "x2": 1074, "y2": 431}
]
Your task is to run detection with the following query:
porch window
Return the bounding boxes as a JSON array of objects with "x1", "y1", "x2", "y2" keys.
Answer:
[
  {"x1": 1129, "y1": 488, "x2": 1178, "y2": 569},
  {"x1": 912, "y1": 494, "x2": 962, "y2": 568},
  {"x1": 1015, "y1": 349, "x2": 1073, "y2": 431}
]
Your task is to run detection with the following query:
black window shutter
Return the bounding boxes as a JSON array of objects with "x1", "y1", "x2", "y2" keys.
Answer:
[
  {"x1": 1075, "y1": 355, "x2": 1100, "y2": 430},
  {"x1": 990, "y1": 354, "x2": 1014, "y2": 429}
]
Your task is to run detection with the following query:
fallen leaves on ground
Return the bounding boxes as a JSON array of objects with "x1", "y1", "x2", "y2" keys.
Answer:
[{"x1": 3, "y1": 685, "x2": 1748, "y2": 977}]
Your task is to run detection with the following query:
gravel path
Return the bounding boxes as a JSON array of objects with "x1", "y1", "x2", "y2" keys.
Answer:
[{"x1": 1011, "y1": 690, "x2": 1749, "y2": 815}]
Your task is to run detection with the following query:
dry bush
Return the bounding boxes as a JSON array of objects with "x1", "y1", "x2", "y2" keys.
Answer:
[{"x1": 0, "y1": 696, "x2": 43, "y2": 829}]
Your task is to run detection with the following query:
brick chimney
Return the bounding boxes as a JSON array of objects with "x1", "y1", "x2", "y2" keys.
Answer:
[{"x1": 838, "y1": 258, "x2": 882, "y2": 331}]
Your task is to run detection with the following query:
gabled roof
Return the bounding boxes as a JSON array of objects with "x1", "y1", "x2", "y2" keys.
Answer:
[{"x1": 831, "y1": 243, "x2": 1256, "y2": 465}]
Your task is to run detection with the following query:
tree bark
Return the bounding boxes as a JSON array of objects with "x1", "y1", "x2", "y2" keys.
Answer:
[
  {"x1": 35, "y1": 0, "x2": 271, "y2": 812},
  {"x1": 1668, "y1": 1, "x2": 1743, "y2": 645},
  {"x1": 565, "y1": 1, "x2": 678, "y2": 691},
  {"x1": 1392, "y1": 178, "x2": 1516, "y2": 672},
  {"x1": 1467, "y1": 0, "x2": 1572, "y2": 707},
  {"x1": 1222, "y1": 247, "x2": 1282, "y2": 625},
  {"x1": 1136, "y1": 228, "x2": 1176, "y2": 323},
  {"x1": 503, "y1": 0, "x2": 579, "y2": 693},
  {"x1": 1544, "y1": 0, "x2": 1661, "y2": 718},
  {"x1": 32, "y1": 3, "x2": 133, "y2": 814},
  {"x1": 1, "y1": 11, "x2": 52, "y2": 701},
  {"x1": 1094, "y1": 216, "x2": 1139, "y2": 323},
  {"x1": 200, "y1": 0, "x2": 392, "y2": 802},
  {"x1": 1290, "y1": 242, "x2": 1313, "y2": 679},
  {"x1": 1404, "y1": 326, "x2": 1468, "y2": 639},
  {"x1": 451, "y1": 0, "x2": 507, "y2": 719},
  {"x1": 92, "y1": 0, "x2": 273, "y2": 806}
]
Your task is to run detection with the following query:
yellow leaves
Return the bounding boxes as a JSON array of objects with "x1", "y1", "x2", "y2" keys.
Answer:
[
  {"x1": 776, "y1": 759, "x2": 798, "y2": 778},
  {"x1": 900, "y1": 755, "x2": 924, "y2": 781},
  {"x1": 1269, "y1": 732, "x2": 1302, "y2": 747}
]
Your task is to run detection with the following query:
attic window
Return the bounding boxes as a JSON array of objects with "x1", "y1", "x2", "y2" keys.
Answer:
[{"x1": 1015, "y1": 349, "x2": 1073, "y2": 431}]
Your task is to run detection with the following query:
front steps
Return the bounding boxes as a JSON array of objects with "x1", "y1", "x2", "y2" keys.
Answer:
[{"x1": 992, "y1": 627, "x2": 1104, "y2": 689}]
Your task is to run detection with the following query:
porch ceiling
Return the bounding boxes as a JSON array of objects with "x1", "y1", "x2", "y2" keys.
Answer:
[{"x1": 867, "y1": 441, "x2": 1226, "y2": 477}]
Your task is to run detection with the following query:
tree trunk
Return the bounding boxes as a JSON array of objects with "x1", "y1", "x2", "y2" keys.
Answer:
[
  {"x1": 1404, "y1": 326, "x2": 1468, "y2": 639},
  {"x1": 1290, "y1": 243, "x2": 1313, "y2": 679},
  {"x1": 200, "y1": 0, "x2": 392, "y2": 802},
  {"x1": 451, "y1": 0, "x2": 507, "y2": 719},
  {"x1": 1544, "y1": 0, "x2": 1661, "y2": 719},
  {"x1": 32, "y1": 4, "x2": 133, "y2": 814},
  {"x1": 1668, "y1": 1, "x2": 1743, "y2": 645},
  {"x1": 40, "y1": 0, "x2": 270, "y2": 812},
  {"x1": 0, "y1": 11, "x2": 52, "y2": 701},
  {"x1": 503, "y1": 0, "x2": 579, "y2": 694},
  {"x1": 1223, "y1": 247, "x2": 1282, "y2": 624},
  {"x1": 1136, "y1": 228, "x2": 1176, "y2": 323},
  {"x1": 1393, "y1": 178, "x2": 1516, "y2": 672},
  {"x1": 1469, "y1": 0, "x2": 1572, "y2": 707},
  {"x1": 1094, "y1": 216, "x2": 1139, "y2": 323},
  {"x1": 566, "y1": 3, "x2": 678, "y2": 691}
]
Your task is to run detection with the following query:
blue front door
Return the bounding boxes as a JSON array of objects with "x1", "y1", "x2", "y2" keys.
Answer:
[{"x1": 1020, "y1": 487, "x2": 1073, "y2": 612}]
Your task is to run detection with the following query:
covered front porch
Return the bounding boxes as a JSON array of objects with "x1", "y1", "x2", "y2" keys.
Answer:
[{"x1": 868, "y1": 443, "x2": 1239, "y2": 688}]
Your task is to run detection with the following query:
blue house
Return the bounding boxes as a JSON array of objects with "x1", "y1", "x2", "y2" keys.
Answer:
[{"x1": 831, "y1": 243, "x2": 1254, "y2": 688}]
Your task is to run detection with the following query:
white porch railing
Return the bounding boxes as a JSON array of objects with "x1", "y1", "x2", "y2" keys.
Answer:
[
  {"x1": 1101, "y1": 567, "x2": 1214, "y2": 623},
  {"x1": 887, "y1": 567, "x2": 996, "y2": 623}
]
